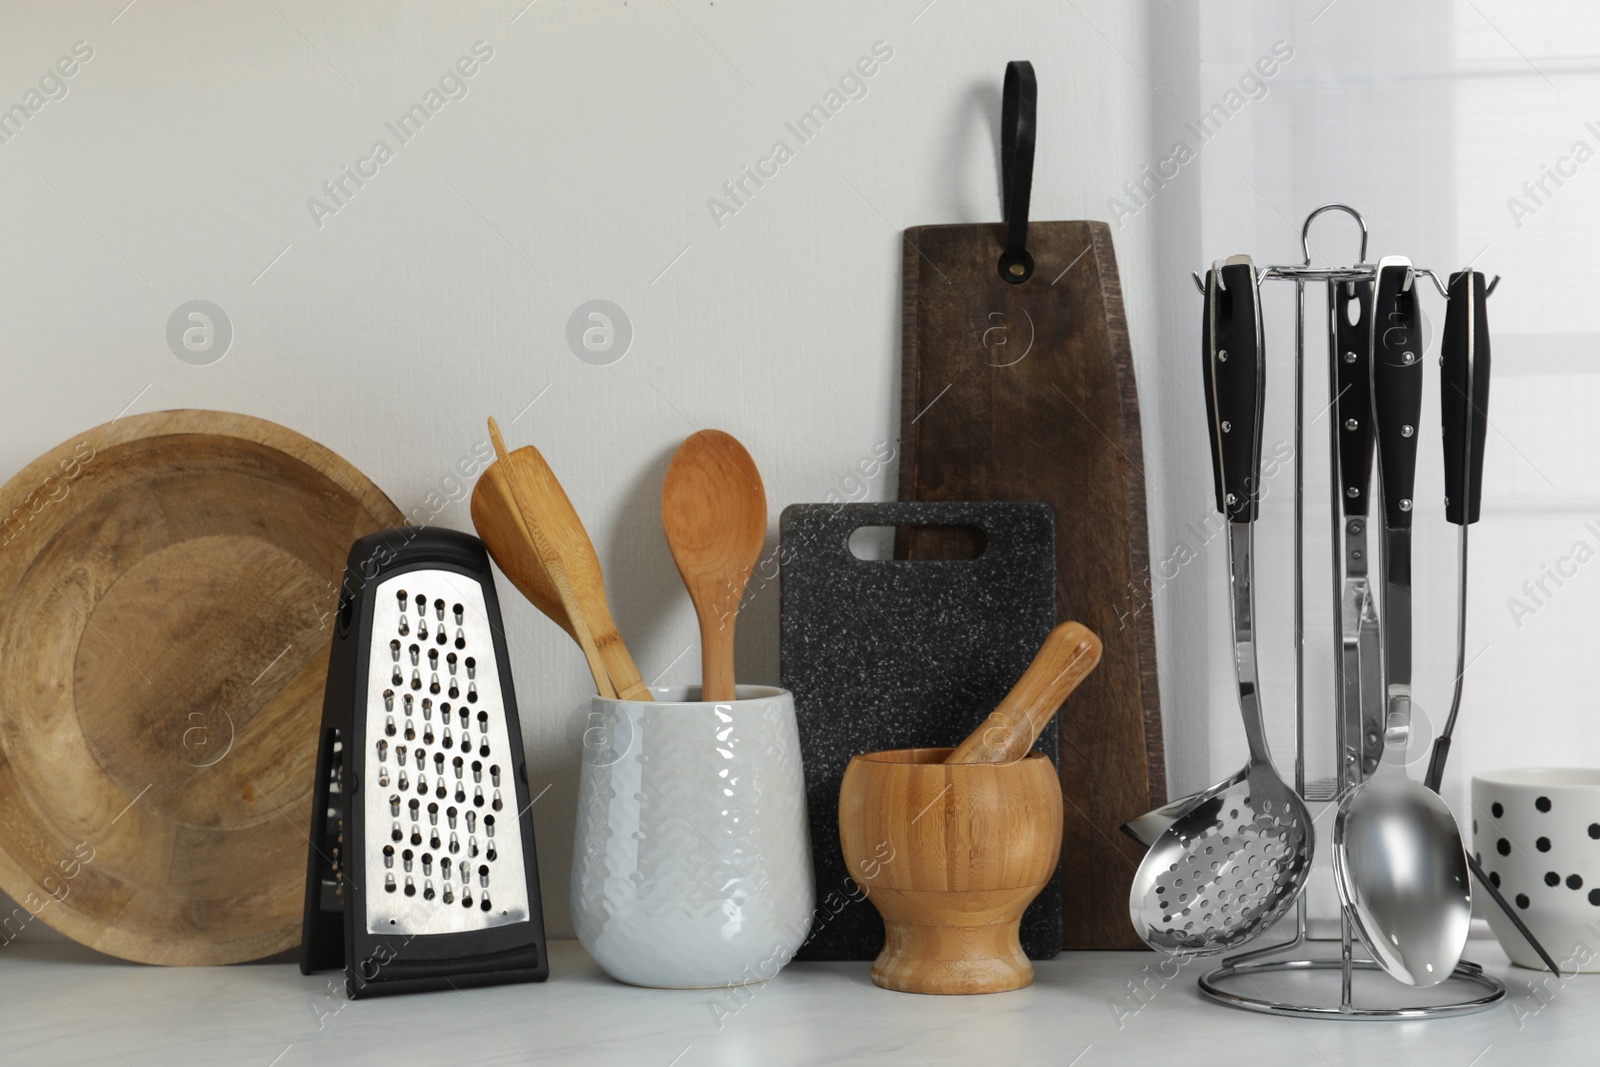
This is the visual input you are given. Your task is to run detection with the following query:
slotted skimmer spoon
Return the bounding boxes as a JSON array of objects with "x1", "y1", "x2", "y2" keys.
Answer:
[
  {"x1": 1331, "y1": 256, "x2": 1472, "y2": 988},
  {"x1": 1129, "y1": 256, "x2": 1313, "y2": 955}
]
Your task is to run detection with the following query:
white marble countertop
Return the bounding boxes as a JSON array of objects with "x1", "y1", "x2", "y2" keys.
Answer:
[{"x1": 4, "y1": 936, "x2": 1587, "y2": 1066}]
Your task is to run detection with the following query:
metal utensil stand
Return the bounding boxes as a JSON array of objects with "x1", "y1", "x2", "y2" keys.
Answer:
[{"x1": 1193, "y1": 204, "x2": 1505, "y2": 1019}]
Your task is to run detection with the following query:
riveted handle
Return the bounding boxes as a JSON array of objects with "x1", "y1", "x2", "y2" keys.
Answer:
[
  {"x1": 1334, "y1": 280, "x2": 1375, "y2": 516},
  {"x1": 1370, "y1": 257, "x2": 1424, "y2": 531},
  {"x1": 1202, "y1": 256, "x2": 1265, "y2": 523}
]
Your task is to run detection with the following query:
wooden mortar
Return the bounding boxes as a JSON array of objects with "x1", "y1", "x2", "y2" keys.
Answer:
[{"x1": 838, "y1": 746, "x2": 1064, "y2": 994}]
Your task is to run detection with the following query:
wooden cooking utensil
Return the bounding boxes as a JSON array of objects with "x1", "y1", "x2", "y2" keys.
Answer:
[
  {"x1": 480, "y1": 418, "x2": 650, "y2": 701},
  {"x1": 946, "y1": 621, "x2": 1101, "y2": 765},
  {"x1": 660, "y1": 430, "x2": 767, "y2": 702},
  {"x1": 0, "y1": 409, "x2": 401, "y2": 965},
  {"x1": 470, "y1": 430, "x2": 602, "y2": 691}
]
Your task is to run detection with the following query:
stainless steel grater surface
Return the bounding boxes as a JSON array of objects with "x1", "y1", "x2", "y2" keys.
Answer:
[
  {"x1": 363, "y1": 571, "x2": 530, "y2": 934},
  {"x1": 301, "y1": 527, "x2": 547, "y2": 998}
]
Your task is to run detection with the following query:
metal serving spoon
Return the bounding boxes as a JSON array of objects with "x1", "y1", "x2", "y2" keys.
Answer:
[
  {"x1": 1331, "y1": 256, "x2": 1472, "y2": 988},
  {"x1": 1129, "y1": 256, "x2": 1313, "y2": 955}
]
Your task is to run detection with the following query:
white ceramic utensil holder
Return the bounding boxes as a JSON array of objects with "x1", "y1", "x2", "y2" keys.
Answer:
[{"x1": 571, "y1": 685, "x2": 815, "y2": 988}]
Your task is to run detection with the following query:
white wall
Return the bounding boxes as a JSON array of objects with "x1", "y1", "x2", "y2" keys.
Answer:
[{"x1": 0, "y1": 1, "x2": 1163, "y2": 943}]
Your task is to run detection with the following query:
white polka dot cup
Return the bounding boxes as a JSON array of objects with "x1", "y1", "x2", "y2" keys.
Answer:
[{"x1": 1473, "y1": 768, "x2": 1600, "y2": 972}]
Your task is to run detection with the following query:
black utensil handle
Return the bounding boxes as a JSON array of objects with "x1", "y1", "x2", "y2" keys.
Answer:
[
  {"x1": 1423, "y1": 735, "x2": 1450, "y2": 793},
  {"x1": 1334, "y1": 280, "x2": 1375, "y2": 517},
  {"x1": 1202, "y1": 258, "x2": 1265, "y2": 522},
  {"x1": 1441, "y1": 270, "x2": 1491, "y2": 526},
  {"x1": 1468, "y1": 844, "x2": 1560, "y2": 976},
  {"x1": 1370, "y1": 258, "x2": 1424, "y2": 531}
]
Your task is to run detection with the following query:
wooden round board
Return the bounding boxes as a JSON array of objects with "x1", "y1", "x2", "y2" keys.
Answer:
[{"x1": 0, "y1": 410, "x2": 402, "y2": 964}]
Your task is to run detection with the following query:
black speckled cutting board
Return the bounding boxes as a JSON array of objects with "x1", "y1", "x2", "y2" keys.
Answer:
[{"x1": 778, "y1": 500, "x2": 1059, "y2": 961}]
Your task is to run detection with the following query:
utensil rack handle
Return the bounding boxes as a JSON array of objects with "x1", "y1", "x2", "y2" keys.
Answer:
[{"x1": 1192, "y1": 204, "x2": 1505, "y2": 1019}]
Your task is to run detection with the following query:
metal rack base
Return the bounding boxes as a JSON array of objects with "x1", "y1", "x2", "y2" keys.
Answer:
[{"x1": 1199, "y1": 957, "x2": 1505, "y2": 1021}]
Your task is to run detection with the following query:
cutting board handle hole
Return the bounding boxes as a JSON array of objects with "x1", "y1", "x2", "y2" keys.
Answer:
[{"x1": 848, "y1": 525, "x2": 986, "y2": 561}]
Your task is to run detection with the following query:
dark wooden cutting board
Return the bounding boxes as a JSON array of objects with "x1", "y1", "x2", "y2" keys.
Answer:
[
  {"x1": 897, "y1": 219, "x2": 1164, "y2": 950},
  {"x1": 778, "y1": 500, "x2": 1059, "y2": 961}
]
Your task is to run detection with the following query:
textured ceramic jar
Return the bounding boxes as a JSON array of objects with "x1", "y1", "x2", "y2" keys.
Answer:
[
  {"x1": 1474, "y1": 768, "x2": 1600, "y2": 972},
  {"x1": 571, "y1": 685, "x2": 815, "y2": 988}
]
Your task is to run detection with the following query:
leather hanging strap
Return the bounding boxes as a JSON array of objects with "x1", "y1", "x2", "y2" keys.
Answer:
[{"x1": 999, "y1": 60, "x2": 1037, "y2": 284}]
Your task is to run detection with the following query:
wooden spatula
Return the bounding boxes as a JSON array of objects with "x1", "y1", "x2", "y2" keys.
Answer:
[
  {"x1": 476, "y1": 418, "x2": 650, "y2": 701},
  {"x1": 661, "y1": 430, "x2": 767, "y2": 702},
  {"x1": 946, "y1": 621, "x2": 1101, "y2": 765},
  {"x1": 472, "y1": 457, "x2": 578, "y2": 640}
]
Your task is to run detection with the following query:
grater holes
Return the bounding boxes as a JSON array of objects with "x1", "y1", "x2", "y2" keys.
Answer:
[
  {"x1": 382, "y1": 844, "x2": 394, "y2": 868},
  {"x1": 490, "y1": 765, "x2": 501, "y2": 788}
]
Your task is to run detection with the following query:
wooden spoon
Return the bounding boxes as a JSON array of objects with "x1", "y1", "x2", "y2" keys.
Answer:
[
  {"x1": 475, "y1": 417, "x2": 649, "y2": 701},
  {"x1": 661, "y1": 430, "x2": 767, "y2": 702},
  {"x1": 945, "y1": 621, "x2": 1102, "y2": 765}
]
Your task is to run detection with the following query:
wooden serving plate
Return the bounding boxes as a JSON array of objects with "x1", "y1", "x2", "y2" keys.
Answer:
[{"x1": 0, "y1": 410, "x2": 401, "y2": 964}]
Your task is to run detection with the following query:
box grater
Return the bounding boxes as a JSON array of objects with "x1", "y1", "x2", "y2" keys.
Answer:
[{"x1": 300, "y1": 527, "x2": 548, "y2": 997}]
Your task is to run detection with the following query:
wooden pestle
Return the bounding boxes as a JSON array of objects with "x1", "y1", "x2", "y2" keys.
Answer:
[{"x1": 945, "y1": 621, "x2": 1102, "y2": 765}]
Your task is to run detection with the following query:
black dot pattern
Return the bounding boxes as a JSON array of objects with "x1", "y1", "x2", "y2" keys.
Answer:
[
  {"x1": 1497, "y1": 838, "x2": 1511, "y2": 856},
  {"x1": 1490, "y1": 870, "x2": 1501, "y2": 887},
  {"x1": 1492, "y1": 802, "x2": 1504, "y2": 818},
  {"x1": 1537, "y1": 837, "x2": 1552, "y2": 852},
  {"x1": 1546, "y1": 871, "x2": 1561, "y2": 886},
  {"x1": 1517, "y1": 893, "x2": 1531, "y2": 909},
  {"x1": 1570, "y1": 874, "x2": 1585, "y2": 890},
  {"x1": 1537, "y1": 796, "x2": 1552, "y2": 812},
  {"x1": 1590, "y1": 823, "x2": 1600, "y2": 840}
]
